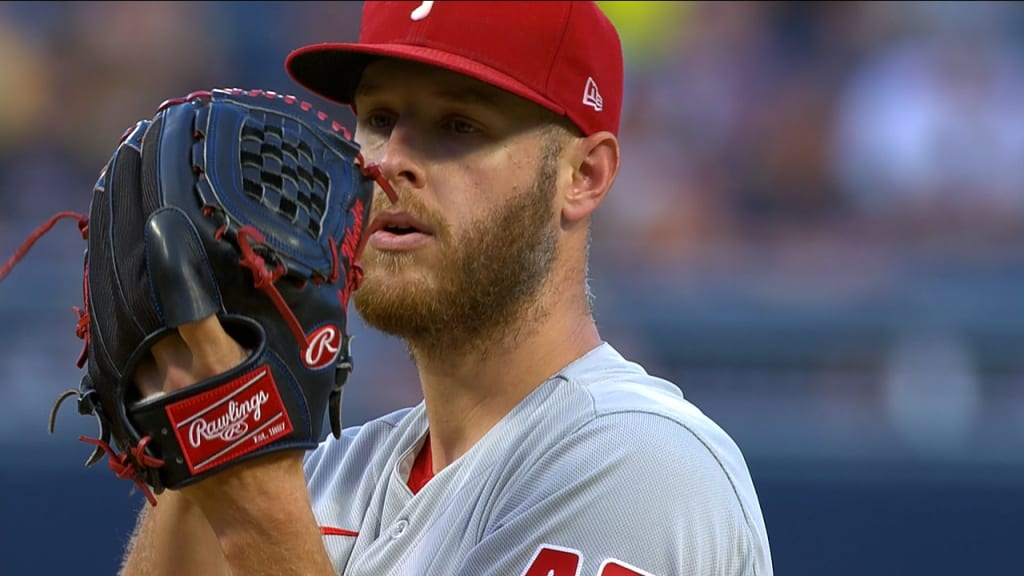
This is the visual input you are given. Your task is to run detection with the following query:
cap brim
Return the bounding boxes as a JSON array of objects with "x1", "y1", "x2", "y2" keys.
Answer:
[{"x1": 286, "y1": 43, "x2": 565, "y2": 116}]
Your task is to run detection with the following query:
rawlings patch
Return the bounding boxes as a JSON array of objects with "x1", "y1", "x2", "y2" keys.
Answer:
[{"x1": 165, "y1": 364, "x2": 293, "y2": 474}]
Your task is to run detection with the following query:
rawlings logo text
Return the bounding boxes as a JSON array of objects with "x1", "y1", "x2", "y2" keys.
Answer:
[
  {"x1": 337, "y1": 198, "x2": 366, "y2": 309},
  {"x1": 187, "y1": 390, "x2": 269, "y2": 447},
  {"x1": 340, "y1": 199, "x2": 365, "y2": 270},
  {"x1": 165, "y1": 364, "x2": 294, "y2": 475}
]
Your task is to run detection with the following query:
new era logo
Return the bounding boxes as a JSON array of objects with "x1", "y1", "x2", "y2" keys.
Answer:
[{"x1": 582, "y1": 77, "x2": 603, "y2": 112}]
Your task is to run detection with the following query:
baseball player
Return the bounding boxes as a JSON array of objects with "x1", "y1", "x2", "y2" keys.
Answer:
[{"x1": 117, "y1": 2, "x2": 773, "y2": 575}]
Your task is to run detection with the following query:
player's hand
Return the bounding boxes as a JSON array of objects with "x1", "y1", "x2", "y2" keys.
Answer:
[
  {"x1": 134, "y1": 315, "x2": 248, "y2": 399},
  {"x1": 132, "y1": 316, "x2": 304, "y2": 501},
  {"x1": 129, "y1": 317, "x2": 325, "y2": 574}
]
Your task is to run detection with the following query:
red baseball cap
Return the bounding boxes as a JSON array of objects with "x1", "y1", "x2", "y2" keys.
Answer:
[{"x1": 285, "y1": 1, "x2": 623, "y2": 136}]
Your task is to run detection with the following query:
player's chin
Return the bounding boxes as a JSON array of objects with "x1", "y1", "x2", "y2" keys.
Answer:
[
  {"x1": 362, "y1": 249, "x2": 415, "y2": 275},
  {"x1": 363, "y1": 241, "x2": 444, "y2": 273},
  {"x1": 352, "y1": 275, "x2": 436, "y2": 333},
  {"x1": 356, "y1": 259, "x2": 432, "y2": 297}
]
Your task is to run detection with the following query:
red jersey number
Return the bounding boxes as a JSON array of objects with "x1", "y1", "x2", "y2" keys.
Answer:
[{"x1": 521, "y1": 545, "x2": 653, "y2": 576}]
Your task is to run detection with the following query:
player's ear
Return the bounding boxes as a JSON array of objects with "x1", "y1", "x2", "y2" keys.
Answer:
[{"x1": 561, "y1": 131, "x2": 619, "y2": 225}]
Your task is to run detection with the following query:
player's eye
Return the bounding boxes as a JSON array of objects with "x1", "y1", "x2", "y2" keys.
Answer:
[
  {"x1": 362, "y1": 111, "x2": 395, "y2": 131},
  {"x1": 442, "y1": 117, "x2": 479, "y2": 135}
]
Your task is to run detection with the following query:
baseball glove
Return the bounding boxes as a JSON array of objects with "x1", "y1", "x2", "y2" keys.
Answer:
[{"x1": 10, "y1": 88, "x2": 394, "y2": 504}]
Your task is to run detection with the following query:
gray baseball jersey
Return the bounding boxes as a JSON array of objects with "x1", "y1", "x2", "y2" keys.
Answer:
[{"x1": 304, "y1": 343, "x2": 773, "y2": 575}]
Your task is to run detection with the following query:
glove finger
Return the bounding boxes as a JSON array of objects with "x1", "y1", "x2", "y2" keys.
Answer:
[
  {"x1": 142, "y1": 108, "x2": 222, "y2": 327},
  {"x1": 144, "y1": 208, "x2": 222, "y2": 326},
  {"x1": 87, "y1": 119, "x2": 158, "y2": 383}
]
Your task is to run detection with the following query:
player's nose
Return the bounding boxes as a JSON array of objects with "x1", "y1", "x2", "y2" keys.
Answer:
[{"x1": 376, "y1": 120, "x2": 428, "y2": 194}]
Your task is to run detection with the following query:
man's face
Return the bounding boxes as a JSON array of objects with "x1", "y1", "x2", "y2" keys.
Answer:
[{"x1": 351, "y1": 59, "x2": 565, "y2": 353}]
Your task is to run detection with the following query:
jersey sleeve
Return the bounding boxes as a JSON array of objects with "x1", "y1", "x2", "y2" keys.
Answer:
[{"x1": 458, "y1": 411, "x2": 771, "y2": 576}]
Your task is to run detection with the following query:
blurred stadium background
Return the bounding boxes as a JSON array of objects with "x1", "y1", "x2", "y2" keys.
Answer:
[{"x1": 2, "y1": 2, "x2": 1023, "y2": 574}]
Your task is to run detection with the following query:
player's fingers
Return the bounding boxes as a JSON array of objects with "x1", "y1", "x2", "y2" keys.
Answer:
[
  {"x1": 133, "y1": 352, "x2": 164, "y2": 400},
  {"x1": 131, "y1": 332, "x2": 193, "y2": 398},
  {"x1": 177, "y1": 315, "x2": 248, "y2": 379},
  {"x1": 149, "y1": 332, "x2": 201, "y2": 394}
]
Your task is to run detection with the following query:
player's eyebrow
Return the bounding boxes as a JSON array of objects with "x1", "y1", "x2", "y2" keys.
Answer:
[
  {"x1": 435, "y1": 86, "x2": 507, "y2": 109},
  {"x1": 356, "y1": 79, "x2": 507, "y2": 111}
]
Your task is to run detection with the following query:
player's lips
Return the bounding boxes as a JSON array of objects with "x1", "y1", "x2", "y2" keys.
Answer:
[{"x1": 367, "y1": 212, "x2": 434, "y2": 251}]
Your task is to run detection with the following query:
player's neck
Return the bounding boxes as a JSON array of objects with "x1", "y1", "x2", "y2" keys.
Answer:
[{"x1": 414, "y1": 291, "x2": 600, "y2": 471}]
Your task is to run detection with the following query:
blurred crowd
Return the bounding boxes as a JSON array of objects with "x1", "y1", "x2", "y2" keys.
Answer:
[{"x1": 2, "y1": 2, "x2": 1023, "y2": 464}]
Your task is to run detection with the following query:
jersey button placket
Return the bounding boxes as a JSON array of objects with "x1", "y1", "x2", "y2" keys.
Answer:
[{"x1": 390, "y1": 518, "x2": 409, "y2": 539}]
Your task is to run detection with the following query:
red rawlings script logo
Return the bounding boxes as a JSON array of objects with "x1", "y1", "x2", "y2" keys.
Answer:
[
  {"x1": 303, "y1": 324, "x2": 341, "y2": 369},
  {"x1": 336, "y1": 198, "x2": 366, "y2": 309},
  {"x1": 165, "y1": 365, "x2": 293, "y2": 475}
]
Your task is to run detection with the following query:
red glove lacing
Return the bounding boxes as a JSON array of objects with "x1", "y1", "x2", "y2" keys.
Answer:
[
  {"x1": 79, "y1": 435, "x2": 166, "y2": 506},
  {"x1": 235, "y1": 225, "x2": 313, "y2": 351},
  {"x1": 0, "y1": 211, "x2": 93, "y2": 364},
  {"x1": 0, "y1": 211, "x2": 89, "y2": 282},
  {"x1": 357, "y1": 154, "x2": 397, "y2": 204}
]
